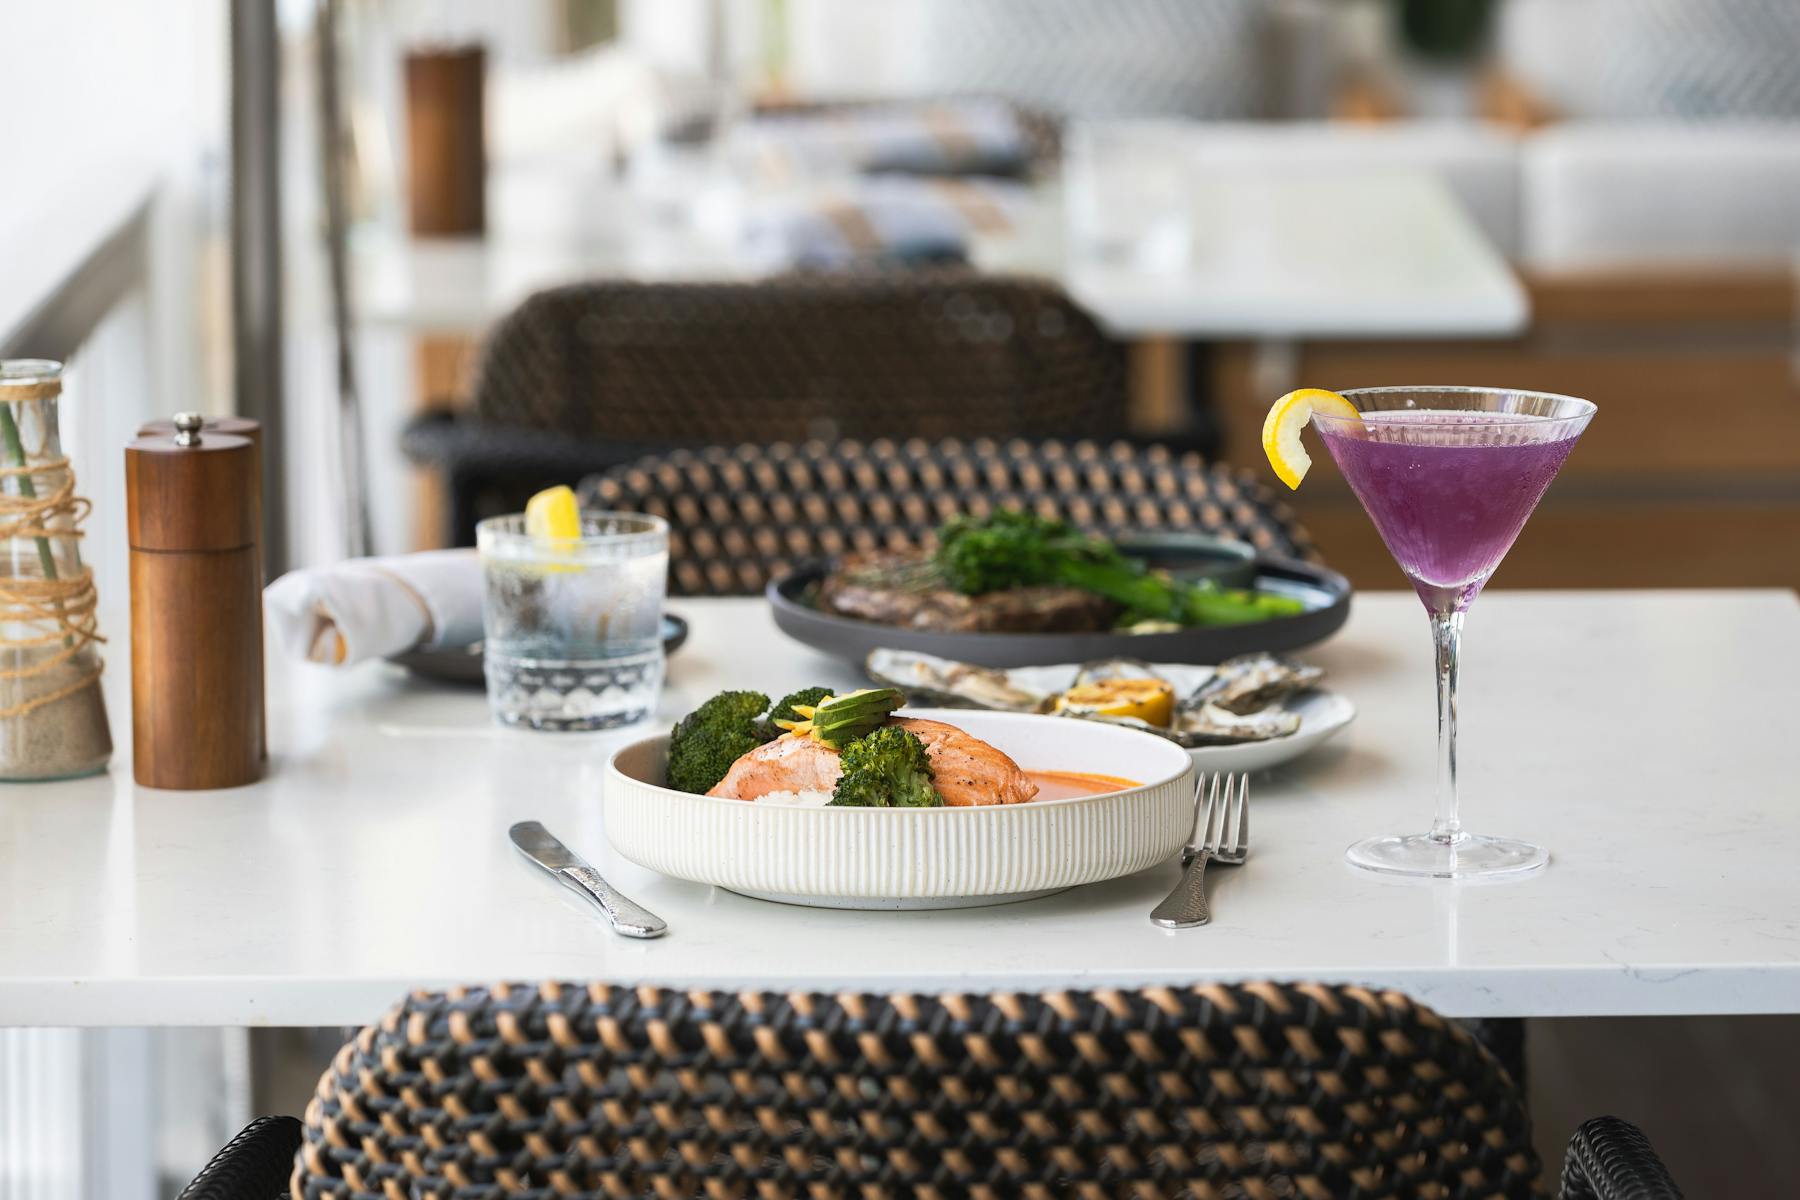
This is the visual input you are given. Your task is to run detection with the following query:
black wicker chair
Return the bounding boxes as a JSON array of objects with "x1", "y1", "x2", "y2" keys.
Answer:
[
  {"x1": 579, "y1": 438, "x2": 1313, "y2": 598},
  {"x1": 402, "y1": 276, "x2": 1131, "y2": 546},
  {"x1": 182, "y1": 981, "x2": 1680, "y2": 1199}
]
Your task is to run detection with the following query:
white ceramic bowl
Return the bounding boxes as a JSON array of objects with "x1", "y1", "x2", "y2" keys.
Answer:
[{"x1": 603, "y1": 708, "x2": 1195, "y2": 909}]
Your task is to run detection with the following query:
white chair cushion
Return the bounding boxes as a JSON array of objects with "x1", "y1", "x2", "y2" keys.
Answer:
[{"x1": 1523, "y1": 122, "x2": 1800, "y2": 268}]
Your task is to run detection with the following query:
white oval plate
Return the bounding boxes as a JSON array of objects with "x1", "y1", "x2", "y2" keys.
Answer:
[
  {"x1": 1007, "y1": 664, "x2": 1356, "y2": 775},
  {"x1": 1186, "y1": 690, "x2": 1356, "y2": 773},
  {"x1": 604, "y1": 708, "x2": 1195, "y2": 910}
]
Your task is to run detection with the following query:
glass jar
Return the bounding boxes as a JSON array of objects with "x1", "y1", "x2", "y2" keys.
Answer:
[{"x1": 0, "y1": 361, "x2": 111, "y2": 779}]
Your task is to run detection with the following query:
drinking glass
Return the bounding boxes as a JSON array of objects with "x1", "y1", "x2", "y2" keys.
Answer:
[
  {"x1": 1065, "y1": 121, "x2": 1193, "y2": 272},
  {"x1": 476, "y1": 511, "x2": 668, "y2": 731},
  {"x1": 1313, "y1": 387, "x2": 1595, "y2": 878}
]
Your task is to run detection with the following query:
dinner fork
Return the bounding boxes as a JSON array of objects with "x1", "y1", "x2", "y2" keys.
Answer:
[{"x1": 1149, "y1": 772, "x2": 1249, "y2": 929}]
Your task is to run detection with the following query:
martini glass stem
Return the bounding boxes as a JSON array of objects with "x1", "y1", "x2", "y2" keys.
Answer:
[{"x1": 1430, "y1": 609, "x2": 1465, "y2": 844}]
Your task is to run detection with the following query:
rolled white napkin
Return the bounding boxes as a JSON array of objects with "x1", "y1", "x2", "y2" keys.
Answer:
[{"x1": 264, "y1": 550, "x2": 484, "y2": 666}]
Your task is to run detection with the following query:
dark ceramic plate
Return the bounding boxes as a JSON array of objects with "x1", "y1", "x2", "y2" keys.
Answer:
[
  {"x1": 390, "y1": 613, "x2": 690, "y2": 686},
  {"x1": 767, "y1": 554, "x2": 1350, "y2": 670}
]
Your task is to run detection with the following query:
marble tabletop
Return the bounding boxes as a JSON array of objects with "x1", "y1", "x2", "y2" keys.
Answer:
[{"x1": 0, "y1": 589, "x2": 1795, "y2": 1027}]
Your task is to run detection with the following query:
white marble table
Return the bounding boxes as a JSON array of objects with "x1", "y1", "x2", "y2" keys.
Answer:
[
  {"x1": 0, "y1": 589, "x2": 1794, "y2": 1028},
  {"x1": 352, "y1": 168, "x2": 1526, "y2": 340},
  {"x1": 1046, "y1": 174, "x2": 1528, "y2": 339}
]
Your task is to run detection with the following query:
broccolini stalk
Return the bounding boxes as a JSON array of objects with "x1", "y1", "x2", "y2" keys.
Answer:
[{"x1": 935, "y1": 510, "x2": 1302, "y2": 626}]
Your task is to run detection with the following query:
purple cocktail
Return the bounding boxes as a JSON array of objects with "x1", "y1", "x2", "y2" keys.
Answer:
[
  {"x1": 1312, "y1": 388, "x2": 1595, "y2": 879},
  {"x1": 1319, "y1": 411, "x2": 1582, "y2": 613}
]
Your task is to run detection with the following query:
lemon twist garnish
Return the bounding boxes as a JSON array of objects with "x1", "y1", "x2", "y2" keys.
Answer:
[{"x1": 1261, "y1": 388, "x2": 1360, "y2": 490}]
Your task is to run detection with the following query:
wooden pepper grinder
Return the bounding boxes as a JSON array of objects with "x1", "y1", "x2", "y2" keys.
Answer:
[
  {"x1": 138, "y1": 415, "x2": 266, "y2": 761},
  {"x1": 126, "y1": 413, "x2": 264, "y2": 789}
]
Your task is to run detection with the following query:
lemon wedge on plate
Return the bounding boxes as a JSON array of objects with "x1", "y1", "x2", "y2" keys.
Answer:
[
  {"x1": 1055, "y1": 679, "x2": 1176, "y2": 728},
  {"x1": 1262, "y1": 388, "x2": 1360, "y2": 490},
  {"x1": 525, "y1": 485, "x2": 582, "y2": 540}
]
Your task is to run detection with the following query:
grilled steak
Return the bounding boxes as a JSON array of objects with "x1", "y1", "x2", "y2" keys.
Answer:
[{"x1": 818, "y1": 551, "x2": 1118, "y2": 633}]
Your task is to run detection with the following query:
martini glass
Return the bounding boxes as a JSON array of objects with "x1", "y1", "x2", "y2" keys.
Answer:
[{"x1": 1313, "y1": 387, "x2": 1595, "y2": 879}]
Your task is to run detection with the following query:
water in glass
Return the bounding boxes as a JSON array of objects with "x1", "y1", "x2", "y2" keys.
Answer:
[{"x1": 477, "y1": 512, "x2": 668, "y2": 731}]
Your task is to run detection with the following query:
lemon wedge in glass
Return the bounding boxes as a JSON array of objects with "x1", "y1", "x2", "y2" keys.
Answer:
[
  {"x1": 525, "y1": 485, "x2": 582, "y2": 540},
  {"x1": 524, "y1": 484, "x2": 582, "y2": 570},
  {"x1": 1261, "y1": 388, "x2": 1360, "y2": 490}
]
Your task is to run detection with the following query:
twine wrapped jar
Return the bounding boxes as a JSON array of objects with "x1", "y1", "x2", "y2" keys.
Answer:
[{"x1": 0, "y1": 361, "x2": 111, "y2": 779}]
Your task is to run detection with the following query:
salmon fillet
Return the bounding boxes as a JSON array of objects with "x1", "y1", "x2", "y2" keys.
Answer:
[
  {"x1": 706, "y1": 719, "x2": 1040, "y2": 806},
  {"x1": 707, "y1": 733, "x2": 844, "y2": 800},
  {"x1": 894, "y1": 718, "x2": 1038, "y2": 806}
]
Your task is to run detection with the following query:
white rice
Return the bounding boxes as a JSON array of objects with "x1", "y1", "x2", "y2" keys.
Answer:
[{"x1": 754, "y1": 788, "x2": 834, "y2": 807}]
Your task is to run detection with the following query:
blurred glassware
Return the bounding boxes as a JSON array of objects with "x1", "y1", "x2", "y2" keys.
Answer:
[
  {"x1": 476, "y1": 511, "x2": 668, "y2": 731},
  {"x1": 1065, "y1": 122, "x2": 1194, "y2": 274},
  {"x1": 0, "y1": 362, "x2": 111, "y2": 780}
]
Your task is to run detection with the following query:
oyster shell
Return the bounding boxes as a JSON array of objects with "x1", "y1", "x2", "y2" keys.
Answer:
[
  {"x1": 1070, "y1": 658, "x2": 1170, "y2": 686},
  {"x1": 1054, "y1": 702, "x2": 1300, "y2": 746},
  {"x1": 867, "y1": 647, "x2": 1316, "y2": 746},
  {"x1": 1184, "y1": 652, "x2": 1324, "y2": 716},
  {"x1": 1174, "y1": 702, "x2": 1302, "y2": 746},
  {"x1": 865, "y1": 649, "x2": 1051, "y2": 712}
]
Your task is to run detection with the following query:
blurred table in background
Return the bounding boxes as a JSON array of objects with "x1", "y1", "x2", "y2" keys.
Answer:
[{"x1": 355, "y1": 164, "x2": 1526, "y2": 342}]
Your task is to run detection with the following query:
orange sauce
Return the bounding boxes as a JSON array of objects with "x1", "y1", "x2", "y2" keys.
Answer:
[{"x1": 1025, "y1": 770, "x2": 1139, "y2": 802}]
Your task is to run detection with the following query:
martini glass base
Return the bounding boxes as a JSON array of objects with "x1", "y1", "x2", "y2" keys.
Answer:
[{"x1": 1346, "y1": 833, "x2": 1548, "y2": 880}]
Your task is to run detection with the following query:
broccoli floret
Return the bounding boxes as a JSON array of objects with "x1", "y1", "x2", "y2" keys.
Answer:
[
  {"x1": 771, "y1": 686, "x2": 834, "y2": 723},
  {"x1": 759, "y1": 686, "x2": 834, "y2": 739},
  {"x1": 828, "y1": 726, "x2": 942, "y2": 808},
  {"x1": 667, "y1": 690, "x2": 771, "y2": 794}
]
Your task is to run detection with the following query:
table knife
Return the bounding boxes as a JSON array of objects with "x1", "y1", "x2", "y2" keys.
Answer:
[{"x1": 509, "y1": 821, "x2": 668, "y2": 939}]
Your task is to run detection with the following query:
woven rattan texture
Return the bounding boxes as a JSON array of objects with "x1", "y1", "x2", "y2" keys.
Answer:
[
  {"x1": 292, "y1": 981, "x2": 1539, "y2": 1200},
  {"x1": 179, "y1": 1115, "x2": 302, "y2": 1200},
  {"x1": 581, "y1": 438, "x2": 1314, "y2": 597},
  {"x1": 471, "y1": 277, "x2": 1126, "y2": 446},
  {"x1": 1559, "y1": 1117, "x2": 1683, "y2": 1200}
]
